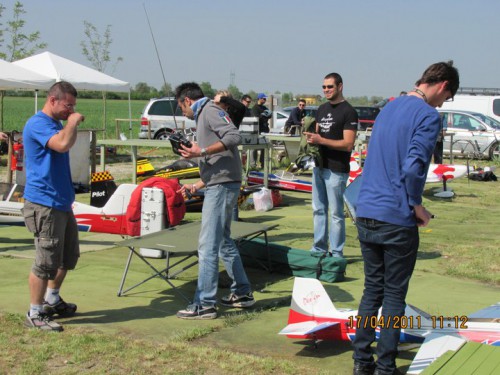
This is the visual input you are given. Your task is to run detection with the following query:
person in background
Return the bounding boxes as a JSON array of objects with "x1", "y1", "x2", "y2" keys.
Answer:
[
  {"x1": 303, "y1": 72, "x2": 358, "y2": 259},
  {"x1": 214, "y1": 90, "x2": 247, "y2": 221},
  {"x1": 433, "y1": 113, "x2": 446, "y2": 164},
  {"x1": 352, "y1": 61, "x2": 459, "y2": 375},
  {"x1": 251, "y1": 93, "x2": 272, "y2": 168},
  {"x1": 175, "y1": 82, "x2": 255, "y2": 319},
  {"x1": 284, "y1": 99, "x2": 306, "y2": 134},
  {"x1": 214, "y1": 90, "x2": 247, "y2": 129},
  {"x1": 240, "y1": 94, "x2": 253, "y2": 117},
  {"x1": 22, "y1": 81, "x2": 85, "y2": 332}
]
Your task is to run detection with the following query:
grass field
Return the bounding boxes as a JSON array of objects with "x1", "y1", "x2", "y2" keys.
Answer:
[
  {"x1": 0, "y1": 96, "x2": 147, "y2": 139},
  {"x1": 0, "y1": 104, "x2": 499, "y2": 373}
]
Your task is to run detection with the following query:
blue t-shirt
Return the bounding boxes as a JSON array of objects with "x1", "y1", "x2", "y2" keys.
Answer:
[
  {"x1": 356, "y1": 96, "x2": 440, "y2": 227},
  {"x1": 23, "y1": 111, "x2": 74, "y2": 211}
]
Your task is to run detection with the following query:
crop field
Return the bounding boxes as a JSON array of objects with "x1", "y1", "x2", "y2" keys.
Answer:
[{"x1": 0, "y1": 96, "x2": 147, "y2": 139}]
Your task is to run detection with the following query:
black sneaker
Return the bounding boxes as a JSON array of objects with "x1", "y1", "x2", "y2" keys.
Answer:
[
  {"x1": 220, "y1": 292, "x2": 256, "y2": 308},
  {"x1": 24, "y1": 312, "x2": 64, "y2": 332},
  {"x1": 42, "y1": 298, "x2": 77, "y2": 317},
  {"x1": 176, "y1": 304, "x2": 218, "y2": 320}
]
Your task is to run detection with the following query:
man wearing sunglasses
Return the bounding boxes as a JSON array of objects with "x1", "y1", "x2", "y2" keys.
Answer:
[
  {"x1": 304, "y1": 73, "x2": 358, "y2": 259},
  {"x1": 352, "y1": 61, "x2": 459, "y2": 375}
]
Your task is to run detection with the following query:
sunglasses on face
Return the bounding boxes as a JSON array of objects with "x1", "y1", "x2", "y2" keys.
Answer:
[{"x1": 322, "y1": 85, "x2": 335, "y2": 89}]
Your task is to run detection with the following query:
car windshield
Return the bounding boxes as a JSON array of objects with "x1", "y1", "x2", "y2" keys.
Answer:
[{"x1": 473, "y1": 113, "x2": 500, "y2": 130}]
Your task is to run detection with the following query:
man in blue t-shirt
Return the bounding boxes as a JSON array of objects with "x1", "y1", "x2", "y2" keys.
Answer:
[
  {"x1": 352, "y1": 61, "x2": 459, "y2": 375},
  {"x1": 22, "y1": 81, "x2": 85, "y2": 332}
]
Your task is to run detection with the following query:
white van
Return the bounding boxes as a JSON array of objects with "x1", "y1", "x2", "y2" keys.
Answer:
[{"x1": 441, "y1": 92, "x2": 500, "y2": 122}]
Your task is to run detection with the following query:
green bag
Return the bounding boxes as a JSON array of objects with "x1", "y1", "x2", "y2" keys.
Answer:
[{"x1": 238, "y1": 238, "x2": 347, "y2": 283}]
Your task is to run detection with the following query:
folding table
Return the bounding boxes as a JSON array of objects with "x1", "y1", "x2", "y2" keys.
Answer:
[{"x1": 116, "y1": 221, "x2": 277, "y2": 302}]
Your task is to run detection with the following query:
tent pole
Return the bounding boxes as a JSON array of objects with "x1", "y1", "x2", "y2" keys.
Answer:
[{"x1": 128, "y1": 90, "x2": 132, "y2": 139}]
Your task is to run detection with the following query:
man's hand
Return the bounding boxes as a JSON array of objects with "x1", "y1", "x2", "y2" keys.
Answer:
[
  {"x1": 0, "y1": 132, "x2": 8, "y2": 141},
  {"x1": 67, "y1": 113, "x2": 85, "y2": 127},
  {"x1": 303, "y1": 131, "x2": 321, "y2": 145},
  {"x1": 179, "y1": 142, "x2": 201, "y2": 159},
  {"x1": 414, "y1": 205, "x2": 433, "y2": 227}
]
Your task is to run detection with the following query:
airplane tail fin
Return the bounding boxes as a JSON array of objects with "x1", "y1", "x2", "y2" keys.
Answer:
[
  {"x1": 288, "y1": 277, "x2": 338, "y2": 324},
  {"x1": 90, "y1": 171, "x2": 117, "y2": 207}
]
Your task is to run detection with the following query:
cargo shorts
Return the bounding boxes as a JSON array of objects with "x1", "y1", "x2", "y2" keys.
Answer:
[{"x1": 22, "y1": 200, "x2": 80, "y2": 280}]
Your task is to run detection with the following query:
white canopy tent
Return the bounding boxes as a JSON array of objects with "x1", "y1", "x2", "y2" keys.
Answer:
[
  {"x1": 13, "y1": 51, "x2": 130, "y2": 92},
  {"x1": 0, "y1": 58, "x2": 55, "y2": 117},
  {"x1": 13, "y1": 51, "x2": 132, "y2": 136},
  {"x1": 0, "y1": 58, "x2": 54, "y2": 90}
]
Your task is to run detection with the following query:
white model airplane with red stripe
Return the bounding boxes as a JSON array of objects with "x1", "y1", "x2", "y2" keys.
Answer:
[{"x1": 279, "y1": 277, "x2": 500, "y2": 374}]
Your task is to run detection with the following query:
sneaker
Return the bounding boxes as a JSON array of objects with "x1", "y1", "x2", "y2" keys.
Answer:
[
  {"x1": 220, "y1": 292, "x2": 256, "y2": 308},
  {"x1": 176, "y1": 304, "x2": 218, "y2": 320},
  {"x1": 24, "y1": 312, "x2": 64, "y2": 332},
  {"x1": 42, "y1": 298, "x2": 77, "y2": 317}
]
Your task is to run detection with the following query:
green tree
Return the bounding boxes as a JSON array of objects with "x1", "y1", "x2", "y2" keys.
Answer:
[
  {"x1": 0, "y1": 1, "x2": 47, "y2": 131},
  {"x1": 81, "y1": 20, "x2": 122, "y2": 74},
  {"x1": 0, "y1": 1, "x2": 47, "y2": 61},
  {"x1": 159, "y1": 82, "x2": 172, "y2": 97},
  {"x1": 227, "y1": 84, "x2": 242, "y2": 99},
  {"x1": 81, "y1": 20, "x2": 123, "y2": 137},
  {"x1": 200, "y1": 81, "x2": 215, "y2": 98}
]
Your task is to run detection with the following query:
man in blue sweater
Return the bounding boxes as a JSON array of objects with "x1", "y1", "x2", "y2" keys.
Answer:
[{"x1": 352, "y1": 61, "x2": 459, "y2": 375}]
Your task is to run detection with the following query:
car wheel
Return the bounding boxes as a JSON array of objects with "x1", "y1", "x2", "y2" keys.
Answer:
[
  {"x1": 489, "y1": 142, "x2": 500, "y2": 161},
  {"x1": 154, "y1": 129, "x2": 172, "y2": 140}
]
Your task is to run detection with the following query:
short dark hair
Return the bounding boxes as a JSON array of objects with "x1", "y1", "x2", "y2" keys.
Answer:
[
  {"x1": 241, "y1": 94, "x2": 252, "y2": 102},
  {"x1": 47, "y1": 81, "x2": 77, "y2": 99},
  {"x1": 324, "y1": 72, "x2": 343, "y2": 85},
  {"x1": 174, "y1": 82, "x2": 204, "y2": 102},
  {"x1": 298, "y1": 98, "x2": 306, "y2": 104},
  {"x1": 415, "y1": 60, "x2": 460, "y2": 97}
]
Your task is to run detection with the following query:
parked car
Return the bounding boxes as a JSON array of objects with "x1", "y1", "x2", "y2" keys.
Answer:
[
  {"x1": 271, "y1": 110, "x2": 295, "y2": 133},
  {"x1": 271, "y1": 106, "x2": 318, "y2": 133},
  {"x1": 138, "y1": 97, "x2": 196, "y2": 140},
  {"x1": 353, "y1": 106, "x2": 380, "y2": 130},
  {"x1": 438, "y1": 109, "x2": 500, "y2": 160}
]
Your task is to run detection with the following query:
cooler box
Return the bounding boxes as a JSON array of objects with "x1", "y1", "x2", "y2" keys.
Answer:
[{"x1": 140, "y1": 187, "x2": 166, "y2": 258}]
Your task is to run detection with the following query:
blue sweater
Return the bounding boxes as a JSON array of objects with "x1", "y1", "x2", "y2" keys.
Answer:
[{"x1": 356, "y1": 96, "x2": 440, "y2": 227}]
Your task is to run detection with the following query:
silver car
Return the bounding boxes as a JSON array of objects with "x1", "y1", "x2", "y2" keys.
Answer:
[{"x1": 438, "y1": 109, "x2": 500, "y2": 160}]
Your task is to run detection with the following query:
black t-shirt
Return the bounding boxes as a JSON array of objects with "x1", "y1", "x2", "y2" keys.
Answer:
[{"x1": 315, "y1": 101, "x2": 358, "y2": 173}]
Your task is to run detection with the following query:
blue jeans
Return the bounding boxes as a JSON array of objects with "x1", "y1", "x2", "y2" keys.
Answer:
[
  {"x1": 194, "y1": 182, "x2": 251, "y2": 307},
  {"x1": 310, "y1": 167, "x2": 348, "y2": 257},
  {"x1": 352, "y1": 218, "x2": 419, "y2": 374}
]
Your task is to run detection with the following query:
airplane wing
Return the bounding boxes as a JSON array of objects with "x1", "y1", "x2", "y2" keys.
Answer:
[
  {"x1": 407, "y1": 333, "x2": 467, "y2": 374},
  {"x1": 279, "y1": 321, "x2": 339, "y2": 336},
  {"x1": 468, "y1": 302, "x2": 500, "y2": 320}
]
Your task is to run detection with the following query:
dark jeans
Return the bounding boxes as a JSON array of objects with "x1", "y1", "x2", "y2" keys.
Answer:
[{"x1": 352, "y1": 217, "x2": 419, "y2": 374}]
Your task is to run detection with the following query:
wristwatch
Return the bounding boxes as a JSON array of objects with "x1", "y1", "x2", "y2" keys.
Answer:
[{"x1": 200, "y1": 148, "x2": 208, "y2": 157}]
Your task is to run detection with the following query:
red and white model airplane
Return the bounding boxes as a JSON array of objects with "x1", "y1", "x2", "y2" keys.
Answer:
[
  {"x1": 279, "y1": 277, "x2": 500, "y2": 374},
  {"x1": 72, "y1": 183, "x2": 137, "y2": 235}
]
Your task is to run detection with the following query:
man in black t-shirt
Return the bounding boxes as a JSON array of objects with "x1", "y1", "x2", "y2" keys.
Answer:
[{"x1": 303, "y1": 73, "x2": 358, "y2": 258}]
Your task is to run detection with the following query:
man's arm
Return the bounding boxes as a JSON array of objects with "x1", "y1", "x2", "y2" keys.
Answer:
[
  {"x1": 46, "y1": 113, "x2": 84, "y2": 153},
  {"x1": 304, "y1": 128, "x2": 357, "y2": 152}
]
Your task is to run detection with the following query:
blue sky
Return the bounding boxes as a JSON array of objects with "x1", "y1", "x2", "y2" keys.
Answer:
[{"x1": 6, "y1": 0, "x2": 500, "y2": 98}]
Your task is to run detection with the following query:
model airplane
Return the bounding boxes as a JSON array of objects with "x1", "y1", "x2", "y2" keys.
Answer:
[
  {"x1": 248, "y1": 162, "x2": 467, "y2": 195},
  {"x1": 72, "y1": 183, "x2": 137, "y2": 235},
  {"x1": 279, "y1": 277, "x2": 500, "y2": 374}
]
